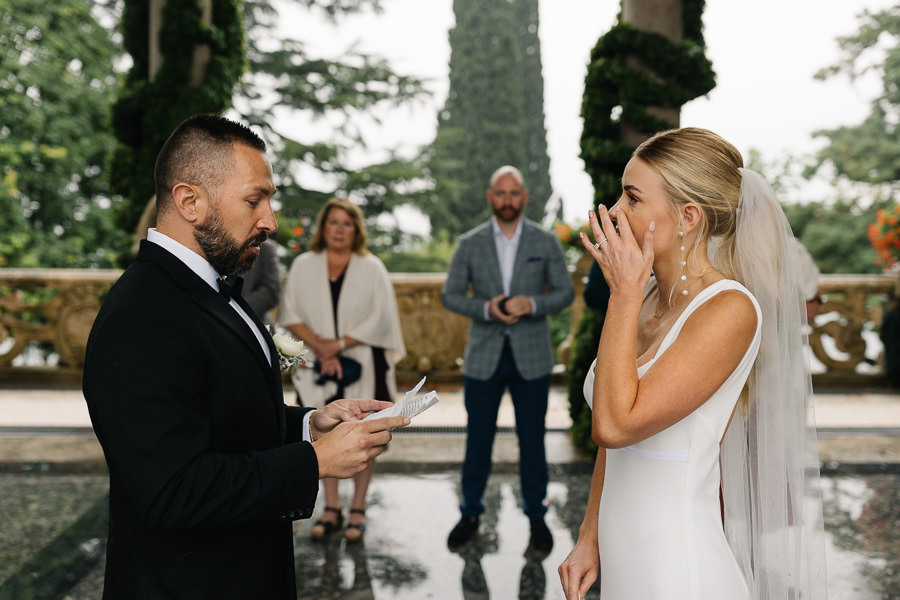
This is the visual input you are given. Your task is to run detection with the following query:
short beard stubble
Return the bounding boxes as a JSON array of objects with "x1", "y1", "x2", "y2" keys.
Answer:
[{"x1": 194, "y1": 202, "x2": 266, "y2": 277}]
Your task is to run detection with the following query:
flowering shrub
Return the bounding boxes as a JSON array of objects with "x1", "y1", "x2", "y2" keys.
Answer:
[
  {"x1": 554, "y1": 221, "x2": 592, "y2": 249},
  {"x1": 868, "y1": 206, "x2": 900, "y2": 269},
  {"x1": 273, "y1": 213, "x2": 313, "y2": 255}
]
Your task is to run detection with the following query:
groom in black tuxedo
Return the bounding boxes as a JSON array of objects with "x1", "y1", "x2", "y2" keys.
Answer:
[{"x1": 83, "y1": 114, "x2": 407, "y2": 599}]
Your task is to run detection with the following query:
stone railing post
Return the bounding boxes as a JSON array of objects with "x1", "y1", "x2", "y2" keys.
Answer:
[{"x1": 390, "y1": 273, "x2": 469, "y2": 383}]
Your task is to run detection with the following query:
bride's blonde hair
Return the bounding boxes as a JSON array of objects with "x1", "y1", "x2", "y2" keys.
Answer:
[{"x1": 632, "y1": 127, "x2": 744, "y2": 280}]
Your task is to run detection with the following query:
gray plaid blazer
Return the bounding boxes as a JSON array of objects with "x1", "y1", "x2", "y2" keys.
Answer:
[{"x1": 441, "y1": 219, "x2": 574, "y2": 380}]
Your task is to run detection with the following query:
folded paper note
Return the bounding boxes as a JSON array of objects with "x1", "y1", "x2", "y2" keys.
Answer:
[{"x1": 363, "y1": 376, "x2": 439, "y2": 421}]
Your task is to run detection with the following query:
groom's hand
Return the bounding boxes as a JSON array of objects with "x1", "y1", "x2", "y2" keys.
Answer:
[
  {"x1": 310, "y1": 399, "x2": 391, "y2": 434},
  {"x1": 312, "y1": 413, "x2": 409, "y2": 479}
]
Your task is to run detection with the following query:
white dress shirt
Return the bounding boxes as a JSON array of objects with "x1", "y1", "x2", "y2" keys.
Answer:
[
  {"x1": 145, "y1": 229, "x2": 314, "y2": 442},
  {"x1": 146, "y1": 229, "x2": 272, "y2": 363},
  {"x1": 483, "y1": 217, "x2": 536, "y2": 320}
]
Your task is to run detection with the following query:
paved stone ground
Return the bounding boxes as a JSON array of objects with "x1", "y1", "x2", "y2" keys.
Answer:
[
  {"x1": 3, "y1": 385, "x2": 900, "y2": 468},
  {"x1": 1, "y1": 385, "x2": 899, "y2": 599}
]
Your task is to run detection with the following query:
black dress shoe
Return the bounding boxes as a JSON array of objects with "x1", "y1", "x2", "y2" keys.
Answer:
[
  {"x1": 529, "y1": 517, "x2": 553, "y2": 551},
  {"x1": 448, "y1": 516, "x2": 480, "y2": 548}
]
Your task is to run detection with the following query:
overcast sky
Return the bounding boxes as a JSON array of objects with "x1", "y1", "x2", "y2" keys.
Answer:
[{"x1": 281, "y1": 0, "x2": 893, "y2": 226}]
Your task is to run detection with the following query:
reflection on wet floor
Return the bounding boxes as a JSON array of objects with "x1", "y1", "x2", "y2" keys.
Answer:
[
  {"x1": 822, "y1": 473, "x2": 900, "y2": 599},
  {"x1": 292, "y1": 467, "x2": 900, "y2": 600},
  {"x1": 293, "y1": 470, "x2": 580, "y2": 600},
  {"x1": 1, "y1": 467, "x2": 899, "y2": 599}
]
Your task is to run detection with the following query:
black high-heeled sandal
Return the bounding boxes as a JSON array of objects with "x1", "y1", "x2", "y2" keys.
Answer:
[
  {"x1": 310, "y1": 506, "x2": 343, "y2": 540},
  {"x1": 345, "y1": 508, "x2": 366, "y2": 543}
]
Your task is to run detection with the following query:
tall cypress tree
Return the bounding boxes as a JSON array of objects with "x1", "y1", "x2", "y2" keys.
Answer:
[
  {"x1": 426, "y1": 0, "x2": 553, "y2": 237},
  {"x1": 514, "y1": 0, "x2": 552, "y2": 216}
]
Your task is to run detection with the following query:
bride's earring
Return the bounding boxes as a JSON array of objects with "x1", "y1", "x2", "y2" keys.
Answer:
[{"x1": 679, "y1": 230, "x2": 688, "y2": 296}]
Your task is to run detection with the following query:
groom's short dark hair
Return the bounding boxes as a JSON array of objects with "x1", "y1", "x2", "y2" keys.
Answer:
[{"x1": 154, "y1": 114, "x2": 266, "y2": 214}]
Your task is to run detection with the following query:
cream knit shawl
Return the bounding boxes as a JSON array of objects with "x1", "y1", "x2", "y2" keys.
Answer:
[{"x1": 278, "y1": 250, "x2": 405, "y2": 407}]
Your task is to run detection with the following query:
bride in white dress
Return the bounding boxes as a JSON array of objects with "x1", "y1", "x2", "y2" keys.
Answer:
[{"x1": 558, "y1": 128, "x2": 827, "y2": 600}]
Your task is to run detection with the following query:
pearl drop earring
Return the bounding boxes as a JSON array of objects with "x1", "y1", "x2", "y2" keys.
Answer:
[{"x1": 679, "y1": 231, "x2": 688, "y2": 295}]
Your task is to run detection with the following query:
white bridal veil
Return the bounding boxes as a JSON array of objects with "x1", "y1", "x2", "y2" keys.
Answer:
[{"x1": 717, "y1": 168, "x2": 829, "y2": 599}]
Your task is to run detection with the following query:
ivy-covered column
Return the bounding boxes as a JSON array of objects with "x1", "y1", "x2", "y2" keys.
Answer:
[{"x1": 110, "y1": 0, "x2": 246, "y2": 260}]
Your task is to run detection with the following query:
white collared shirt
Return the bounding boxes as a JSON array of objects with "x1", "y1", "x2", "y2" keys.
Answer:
[
  {"x1": 146, "y1": 229, "x2": 272, "y2": 364},
  {"x1": 491, "y1": 216, "x2": 522, "y2": 296},
  {"x1": 484, "y1": 217, "x2": 535, "y2": 320},
  {"x1": 145, "y1": 229, "x2": 312, "y2": 443}
]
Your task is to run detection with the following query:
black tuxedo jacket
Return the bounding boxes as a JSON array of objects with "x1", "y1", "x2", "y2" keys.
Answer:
[{"x1": 83, "y1": 240, "x2": 318, "y2": 599}]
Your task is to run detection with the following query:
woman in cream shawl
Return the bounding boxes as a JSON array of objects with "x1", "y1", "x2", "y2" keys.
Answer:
[{"x1": 278, "y1": 197, "x2": 405, "y2": 542}]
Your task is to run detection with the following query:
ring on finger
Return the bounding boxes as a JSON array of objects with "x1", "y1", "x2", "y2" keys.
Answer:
[{"x1": 594, "y1": 238, "x2": 609, "y2": 250}]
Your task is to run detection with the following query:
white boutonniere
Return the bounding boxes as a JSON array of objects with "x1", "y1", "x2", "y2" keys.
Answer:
[{"x1": 272, "y1": 331, "x2": 307, "y2": 372}]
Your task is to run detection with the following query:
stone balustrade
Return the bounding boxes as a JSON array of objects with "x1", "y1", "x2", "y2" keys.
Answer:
[
  {"x1": 0, "y1": 268, "x2": 897, "y2": 387},
  {"x1": 0, "y1": 269, "x2": 118, "y2": 382},
  {"x1": 811, "y1": 274, "x2": 900, "y2": 386}
]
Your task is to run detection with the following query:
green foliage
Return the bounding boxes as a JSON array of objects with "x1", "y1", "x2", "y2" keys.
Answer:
[
  {"x1": 812, "y1": 6, "x2": 900, "y2": 186},
  {"x1": 0, "y1": 0, "x2": 436, "y2": 271},
  {"x1": 377, "y1": 231, "x2": 456, "y2": 273},
  {"x1": 425, "y1": 0, "x2": 553, "y2": 237},
  {"x1": 111, "y1": 0, "x2": 245, "y2": 243},
  {"x1": 782, "y1": 196, "x2": 894, "y2": 274},
  {"x1": 815, "y1": 5, "x2": 900, "y2": 388},
  {"x1": 566, "y1": 307, "x2": 605, "y2": 455},
  {"x1": 0, "y1": 0, "x2": 126, "y2": 267},
  {"x1": 749, "y1": 7, "x2": 900, "y2": 277},
  {"x1": 548, "y1": 307, "x2": 572, "y2": 352},
  {"x1": 237, "y1": 0, "x2": 432, "y2": 262},
  {"x1": 512, "y1": 0, "x2": 552, "y2": 214},
  {"x1": 272, "y1": 213, "x2": 313, "y2": 255},
  {"x1": 743, "y1": 149, "x2": 885, "y2": 275},
  {"x1": 569, "y1": 0, "x2": 714, "y2": 451}
]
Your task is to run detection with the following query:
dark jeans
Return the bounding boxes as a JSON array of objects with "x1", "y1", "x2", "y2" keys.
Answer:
[{"x1": 460, "y1": 342, "x2": 550, "y2": 519}]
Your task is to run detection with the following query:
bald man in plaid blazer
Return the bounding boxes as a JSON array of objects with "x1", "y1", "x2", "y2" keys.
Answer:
[{"x1": 441, "y1": 166, "x2": 574, "y2": 551}]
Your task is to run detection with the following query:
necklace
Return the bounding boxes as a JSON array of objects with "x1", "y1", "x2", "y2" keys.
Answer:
[{"x1": 652, "y1": 267, "x2": 715, "y2": 319}]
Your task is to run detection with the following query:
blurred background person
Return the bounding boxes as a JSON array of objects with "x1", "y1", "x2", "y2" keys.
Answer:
[
  {"x1": 791, "y1": 236, "x2": 822, "y2": 322},
  {"x1": 583, "y1": 260, "x2": 610, "y2": 312},
  {"x1": 442, "y1": 165, "x2": 574, "y2": 552},
  {"x1": 278, "y1": 197, "x2": 405, "y2": 543},
  {"x1": 242, "y1": 238, "x2": 281, "y2": 325}
]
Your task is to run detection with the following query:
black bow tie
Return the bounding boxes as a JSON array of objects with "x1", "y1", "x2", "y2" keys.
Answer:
[{"x1": 216, "y1": 275, "x2": 244, "y2": 301}]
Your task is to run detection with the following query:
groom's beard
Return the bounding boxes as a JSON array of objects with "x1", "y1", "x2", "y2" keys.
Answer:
[{"x1": 194, "y1": 204, "x2": 265, "y2": 277}]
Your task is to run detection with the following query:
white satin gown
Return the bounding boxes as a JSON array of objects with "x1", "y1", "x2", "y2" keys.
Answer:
[{"x1": 583, "y1": 280, "x2": 761, "y2": 599}]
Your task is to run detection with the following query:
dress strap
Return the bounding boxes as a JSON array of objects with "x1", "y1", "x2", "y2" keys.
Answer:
[{"x1": 659, "y1": 280, "x2": 760, "y2": 354}]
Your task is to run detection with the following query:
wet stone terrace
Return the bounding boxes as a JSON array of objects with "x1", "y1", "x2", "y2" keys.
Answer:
[
  {"x1": 1, "y1": 460, "x2": 899, "y2": 599},
  {"x1": 2, "y1": 385, "x2": 900, "y2": 599}
]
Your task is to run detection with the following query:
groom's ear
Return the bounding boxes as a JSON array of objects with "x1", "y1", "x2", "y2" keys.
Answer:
[{"x1": 171, "y1": 182, "x2": 206, "y2": 224}]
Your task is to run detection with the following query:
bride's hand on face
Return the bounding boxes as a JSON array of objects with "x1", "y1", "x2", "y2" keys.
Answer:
[{"x1": 579, "y1": 205, "x2": 655, "y2": 298}]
